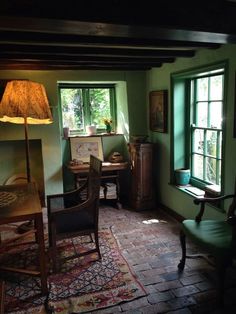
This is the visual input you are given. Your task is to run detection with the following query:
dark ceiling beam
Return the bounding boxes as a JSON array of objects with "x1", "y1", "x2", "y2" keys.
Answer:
[
  {"x1": 0, "y1": 32, "x2": 220, "y2": 50},
  {"x1": 0, "y1": 55, "x2": 176, "y2": 64},
  {"x1": 1, "y1": 1, "x2": 236, "y2": 34},
  {"x1": 0, "y1": 16, "x2": 234, "y2": 45},
  {"x1": 0, "y1": 44, "x2": 196, "y2": 58},
  {"x1": 0, "y1": 57, "x2": 168, "y2": 66},
  {"x1": 0, "y1": 61, "x2": 155, "y2": 71}
]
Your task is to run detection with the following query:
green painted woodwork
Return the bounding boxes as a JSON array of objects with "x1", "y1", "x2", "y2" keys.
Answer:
[{"x1": 147, "y1": 44, "x2": 236, "y2": 220}]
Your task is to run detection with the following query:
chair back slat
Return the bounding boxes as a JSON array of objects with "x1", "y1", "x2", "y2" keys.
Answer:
[{"x1": 87, "y1": 155, "x2": 102, "y2": 200}]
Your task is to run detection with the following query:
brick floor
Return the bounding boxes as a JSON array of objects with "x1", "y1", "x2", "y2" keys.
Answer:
[{"x1": 87, "y1": 204, "x2": 236, "y2": 314}]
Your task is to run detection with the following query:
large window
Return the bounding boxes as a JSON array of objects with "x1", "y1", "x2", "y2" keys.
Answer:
[
  {"x1": 191, "y1": 73, "x2": 224, "y2": 187},
  {"x1": 172, "y1": 63, "x2": 226, "y2": 193},
  {"x1": 59, "y1": 83, "x2": 116, "y2": 134}
]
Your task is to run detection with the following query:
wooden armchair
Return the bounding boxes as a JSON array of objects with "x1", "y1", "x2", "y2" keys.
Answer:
[
  {"x1": 178, "y1": 182, "x2": 236, "y2": 306},
  {"x1": 47, "y1": 155, "x2": 102, "y2": 272}
]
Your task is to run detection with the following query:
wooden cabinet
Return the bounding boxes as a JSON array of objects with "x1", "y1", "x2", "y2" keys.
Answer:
[{"x1": 128, "y1": 142, "x2": 154, "y2": 210}]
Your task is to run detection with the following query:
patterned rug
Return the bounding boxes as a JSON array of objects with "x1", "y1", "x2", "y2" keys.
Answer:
[{"x1": 1, "y1": 228, "x2": 146, "y2": 314}]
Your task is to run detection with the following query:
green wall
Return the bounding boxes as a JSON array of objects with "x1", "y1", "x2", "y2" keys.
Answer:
[
  {"x1": 1, "y1": 44, "x2": 235, "y2": 218},
  {"x1": 147, "y1": 44, "x2": 236, "y2": 220},
  {"x1": 0, "y1": 70, "x2": 146, "y2": 201}
]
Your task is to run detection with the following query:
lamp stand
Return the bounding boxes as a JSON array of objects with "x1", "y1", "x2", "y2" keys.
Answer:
[
  {"x1": 24, "y1": 117, "x2": 31, "y2": 183},
  {"x1": 17, "y1": 117, "x2": 34, "y2": 234}
]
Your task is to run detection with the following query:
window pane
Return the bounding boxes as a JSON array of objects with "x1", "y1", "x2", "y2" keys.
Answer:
[
  {"x1": 206, "y1": 157, "x2": 217, "y2": 184},
  {"x1": 197, "y1": 102, "x2": 208, "y2": 127},
  {"x1": 193, "y1": 129, "x2": 204, "y2": 154},
  {"x1": 218, "y1": 132, "x2": 222, "y2": 157},
  {"x1": 218, "y1": 160, "x2": 221, "y2": 185},
  {"x1": 209, "y1": 101, "x2": 222, "y2": 129},
  {"x1": 196, "y1": 77, "x2": 208, "y2": 101},
  {"x1": 61, "y1": 89, "x2": 84, "y2": 131},
  {"x1": 206, "y1": 130, "x2": 217, "y2": 157},
  {"x1": 89, "y1": 88, "x2": 111, "y2": 128},
  {"x1": 209, "y1": 75, "x2": 223, "y2": 100},
  {"x1": 192, "y1": 154, "x2": 203, "y2": 180}
]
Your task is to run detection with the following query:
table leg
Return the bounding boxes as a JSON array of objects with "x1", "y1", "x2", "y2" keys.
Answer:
[
  {"x1": 35, "y1": 214, "x2": 48, "y2": 294},
  {"x1": 115, "y1": 172, "x2": 122, "y2": 209}
]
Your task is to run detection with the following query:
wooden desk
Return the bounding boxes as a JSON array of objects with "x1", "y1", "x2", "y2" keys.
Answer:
[
  {"x1": 0, "y1": 183, "x2": 48, "y2": 294},
  {"x1": 67, "y1": 161, "x2": 128, "y2": 208}
]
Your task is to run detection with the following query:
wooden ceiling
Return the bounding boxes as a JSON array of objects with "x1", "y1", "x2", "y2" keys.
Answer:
[{"x1": 0, "y1": 0, "x2": 236, "y2": 70}]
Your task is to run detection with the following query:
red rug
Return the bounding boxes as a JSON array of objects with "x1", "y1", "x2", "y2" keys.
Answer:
[{"x1": 2, "y1": 228, "x2": 146, "y2": 314}]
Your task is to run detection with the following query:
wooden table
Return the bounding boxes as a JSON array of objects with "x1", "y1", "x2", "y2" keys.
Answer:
[
  {"x1": 68, "y1": 161, "x2": 129, "y2": 209},
  {"x1": 0, "y1": 183, "x2": 48, "y2": 294}
]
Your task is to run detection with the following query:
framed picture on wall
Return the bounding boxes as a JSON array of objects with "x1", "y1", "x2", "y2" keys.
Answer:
[
  {"x1": 149, "y1": 90, "x2": 168, "y2": 133},
  {"x1": 69, "y1": 136, "x2": 104, "y2": 163}
]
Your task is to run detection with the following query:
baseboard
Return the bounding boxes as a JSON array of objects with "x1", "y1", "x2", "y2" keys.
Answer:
[{"x1": 158, "y1": 203, "x2": 185, "y2": 223}]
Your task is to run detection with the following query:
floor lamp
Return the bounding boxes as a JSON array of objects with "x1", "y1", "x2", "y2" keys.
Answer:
[{"x1": 0, "y1": 80, "x2": 53, "y2": 231}]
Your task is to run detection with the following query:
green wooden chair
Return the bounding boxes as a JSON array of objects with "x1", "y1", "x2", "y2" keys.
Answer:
[{"x1": 178, "y1": 181, "x2": 236, "y2": 306}]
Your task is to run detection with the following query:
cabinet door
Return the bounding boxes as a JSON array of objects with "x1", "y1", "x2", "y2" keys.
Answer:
[
  {"x1": 129, "y1": 143, "x2": 154, "y2": 210},
  {"x1": 139, "y1": 145, "x2": 153, "y2": 200}
]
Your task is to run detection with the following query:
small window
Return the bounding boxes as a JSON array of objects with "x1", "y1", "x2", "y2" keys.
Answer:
[{"x1": 59, "y1": 83, "x2": 116, "y2": 134}]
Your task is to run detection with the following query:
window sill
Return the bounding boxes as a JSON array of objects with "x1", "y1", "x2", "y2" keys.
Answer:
[
  {"x1": 63, "y1": 133, "x2": 123, "y2": 139},
  {"x1": 172, "y1": 184, "x2": 206, "y2": 198},
  {"x1": 171, "y1": 183, "x2": 224, "y2": 212}
]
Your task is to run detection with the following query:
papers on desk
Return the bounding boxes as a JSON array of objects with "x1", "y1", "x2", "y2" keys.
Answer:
[
  {"x1": 105, "y1": 183, "x2": 117, "y2": 199},
  {"x1": 102, "y1": 162, "x2": 112, "y2": 166}
]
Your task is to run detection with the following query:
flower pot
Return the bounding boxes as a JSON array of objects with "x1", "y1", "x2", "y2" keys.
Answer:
[
  {"x1": 86, "y1": 125, "x2": 97, "y2": 135},
  {"x1": 106, "y1": 124, "x2": 112, "y2": 134},
  {"x1": 175, "y1": 168, "x2": 190, "y2": 186}
]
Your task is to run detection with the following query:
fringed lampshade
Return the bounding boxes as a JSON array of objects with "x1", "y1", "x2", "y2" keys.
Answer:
[
  {"x1": 0, "y1": 80, "x2": 53, "y2": 182},
  {"x1": 0, "y1": 80, "x2": 53, "y2": 124}
]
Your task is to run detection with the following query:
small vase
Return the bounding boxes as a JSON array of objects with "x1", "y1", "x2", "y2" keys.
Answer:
[
  {"x1": 175, "y1": 168, "x2": 190, "y2": 186},
  {"x1": 106, "y1": 124, "x2": 112, "y2": 134}
]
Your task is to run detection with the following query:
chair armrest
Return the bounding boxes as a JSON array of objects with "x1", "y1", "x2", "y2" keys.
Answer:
[
  {"x1": 49, "y1": 196, "x2": 95, "y2": 217},
  {"x1": 194, "y1": 194, "x2": 236, "y2": 206},
  {"x1": 193, "y1": 194, "x2": 236, "y2": 223},
  {"x1": 47, "y1": 180, "x2": 87, "y2": 200},
  {"x1": 227, "y1": 216, "x2": 236, "y2": 225},
  {"x1": 47, "y1": 180, "x2": 88, "y2": 214}
]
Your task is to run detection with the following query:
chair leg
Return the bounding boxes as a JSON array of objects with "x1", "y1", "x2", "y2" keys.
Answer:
[
  {"x1": 94, "y1": 232, "x2": 101, "y2": 260},
  {"x1": 178, "y1": 229, "x2": 186, "y2": 271},
  {"x1": 216, "y1": 261, "x2": 226, "y2": 308},
  {"x1": 49, "y1": 225, "x2": 59, "y2": 273},
  {"x1": 0, "y1": 280, "x2": 5, "y2": 314},
  {"x1": 51, "y1": 240, "x2": 59, "y2": 273}
]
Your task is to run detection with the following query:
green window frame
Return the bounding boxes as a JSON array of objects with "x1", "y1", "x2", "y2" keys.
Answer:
[
  {"x1": 171, "y1": 62, "x2": 227, "y2": 194},
  {"x1": 58, "y1": 83, "x2": 117, "y2": 134},
  {"x1": 190, "y1": 73, "x2": 224, "y2": 187}
]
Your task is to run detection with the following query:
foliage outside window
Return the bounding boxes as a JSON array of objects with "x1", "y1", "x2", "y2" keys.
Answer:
[
  {"x1": 59, "y1": 84, "x2": 116, "y2": 134},
  {"x1": 171, "y1": 63, "x2": 226, "y2": 194}
]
